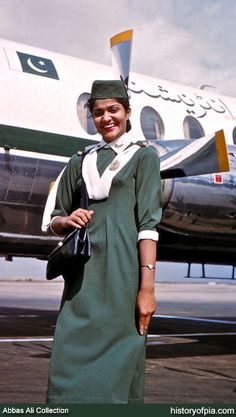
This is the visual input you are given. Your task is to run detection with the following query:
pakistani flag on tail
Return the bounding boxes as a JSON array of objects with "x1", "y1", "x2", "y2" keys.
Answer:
[{"x1": 16, "y1": 52, "x2": 59, "y2": 79}]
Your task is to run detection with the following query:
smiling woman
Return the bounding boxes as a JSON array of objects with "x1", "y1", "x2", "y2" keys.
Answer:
[
  {"x1": 46, "y1": 79, "x2": 163, "y2": 404},
  {"x1": 91, "y1": 99, "x2": 130, "y2": 142},
  {"x1": 87, "y1": 80, "x2": 132, "y2": 140}
]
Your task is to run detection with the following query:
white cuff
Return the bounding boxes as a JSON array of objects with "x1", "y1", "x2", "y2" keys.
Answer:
[{"x1": 138, "y1": 230, "x2": 159, "y2": 241}]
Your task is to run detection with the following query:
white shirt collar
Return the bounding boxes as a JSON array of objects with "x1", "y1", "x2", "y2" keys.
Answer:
[{"x1": 91, "y1": 132, "x2": 134, "y2": 155}]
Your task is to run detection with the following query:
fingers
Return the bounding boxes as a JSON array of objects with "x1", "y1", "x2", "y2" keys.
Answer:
[
  {"x1": 136, "y1": 292, "x2": 156, "y2": 336},
  {"x1": 68, "y1": 209, "x2": 94, "y2": 229},
  {"x1": 139, "y1": 314, "x2": 151, "y2": 336}
]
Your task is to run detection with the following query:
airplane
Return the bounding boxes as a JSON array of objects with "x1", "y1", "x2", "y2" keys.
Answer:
[{"x1": 0, "y1": 32, "x2": 235, "y2": 267}]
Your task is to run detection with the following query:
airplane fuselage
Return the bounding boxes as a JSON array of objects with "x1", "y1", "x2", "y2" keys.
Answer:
[{"x1": 1, "y1": 39, "x2": 236, "y2": 264}]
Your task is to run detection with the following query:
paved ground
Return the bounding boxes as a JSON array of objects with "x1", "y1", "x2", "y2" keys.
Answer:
[{"x1": 0, "y1": 280, "x2": 235, "y2": 403}]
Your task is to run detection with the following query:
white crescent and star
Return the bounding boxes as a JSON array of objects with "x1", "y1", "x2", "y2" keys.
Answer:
[{"x1": 27, "y1": 58, "x2": 48, "y2": 73}]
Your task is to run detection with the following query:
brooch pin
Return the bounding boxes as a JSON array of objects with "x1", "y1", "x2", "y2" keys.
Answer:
[{"x1": 109, "y1": 159, "x2": 120, "y2": 170}]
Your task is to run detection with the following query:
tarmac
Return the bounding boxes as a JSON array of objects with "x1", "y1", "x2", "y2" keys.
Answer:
[{"x1": 0, "y1": 272, "x2": 236, "y2": 404}]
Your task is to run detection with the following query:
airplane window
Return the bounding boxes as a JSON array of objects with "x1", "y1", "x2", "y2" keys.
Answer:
[
  {"x1": 233, "y1": 127, "x2": 236, "y2": 144},
  {"x1": 77, "y1": 93, "x2": 97, "y2": 135},
  {"x1": 140, "y1": 106, "x2": 165, "y2": 140},
  {"x1": 183, "y1": 116, "x2": 205, "y2": 139}
]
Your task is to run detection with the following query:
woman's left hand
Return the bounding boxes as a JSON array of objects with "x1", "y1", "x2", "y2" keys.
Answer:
[{"x1": 136, "y1": 288, "x2": 157, "y2": 336}]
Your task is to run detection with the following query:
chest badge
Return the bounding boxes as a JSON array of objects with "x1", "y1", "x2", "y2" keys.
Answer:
[{"x1": 109, "y1": 159, "x2": 120, "y2": 171}]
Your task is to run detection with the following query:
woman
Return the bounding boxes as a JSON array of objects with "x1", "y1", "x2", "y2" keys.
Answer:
[{"x1": 46, "y1": 80, "x2": 162, "y2": 403}]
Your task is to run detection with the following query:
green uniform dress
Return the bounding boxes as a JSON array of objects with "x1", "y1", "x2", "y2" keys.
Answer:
[{"x1": 46, "y1": 139, "x2": 162, "y2": 404}]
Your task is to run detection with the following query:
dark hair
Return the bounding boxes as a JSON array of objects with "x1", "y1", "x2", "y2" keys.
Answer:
[{"x1": 87, "y1": 97, "x2": 132, "y2": 132}]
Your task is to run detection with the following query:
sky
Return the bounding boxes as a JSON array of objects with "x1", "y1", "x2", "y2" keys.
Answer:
[{"x1": 0, "y1": 0, "x2": 236, "y2": 96}]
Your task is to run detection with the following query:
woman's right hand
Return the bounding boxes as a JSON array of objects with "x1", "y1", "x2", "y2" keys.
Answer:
[
  {"x1": 61, "y1": 209, "x2": 94, "y2": 230},
  {"x1": 50, "y1": 209, "x2": 94, "y2": 236}
]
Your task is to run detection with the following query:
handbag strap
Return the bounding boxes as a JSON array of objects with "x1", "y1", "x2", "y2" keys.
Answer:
[
  {"x1": 72, "y1": 149, "x2": 91, "y2": 211},
  {"x1": 80, "y1": 151, "x2": 89, "y2": 210}
]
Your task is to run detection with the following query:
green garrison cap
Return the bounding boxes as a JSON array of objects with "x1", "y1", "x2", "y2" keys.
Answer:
[{"x1": 90, "y1": 80, "x2": 129, "y2": 100}]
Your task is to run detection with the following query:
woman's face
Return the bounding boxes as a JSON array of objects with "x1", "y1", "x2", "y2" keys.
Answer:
[{"x1": 92, "y1": 99, "x2": 131, "y2": 143}]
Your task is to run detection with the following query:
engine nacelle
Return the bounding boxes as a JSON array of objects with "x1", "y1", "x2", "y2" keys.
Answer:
[{"x1": 160, "y1": 144, "x2": 236, "y2": 238}]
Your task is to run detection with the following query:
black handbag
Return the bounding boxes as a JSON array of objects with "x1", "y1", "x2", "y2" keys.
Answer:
[{"x1": 46, "y1": 152, "x2": 91, "y2": 280}]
